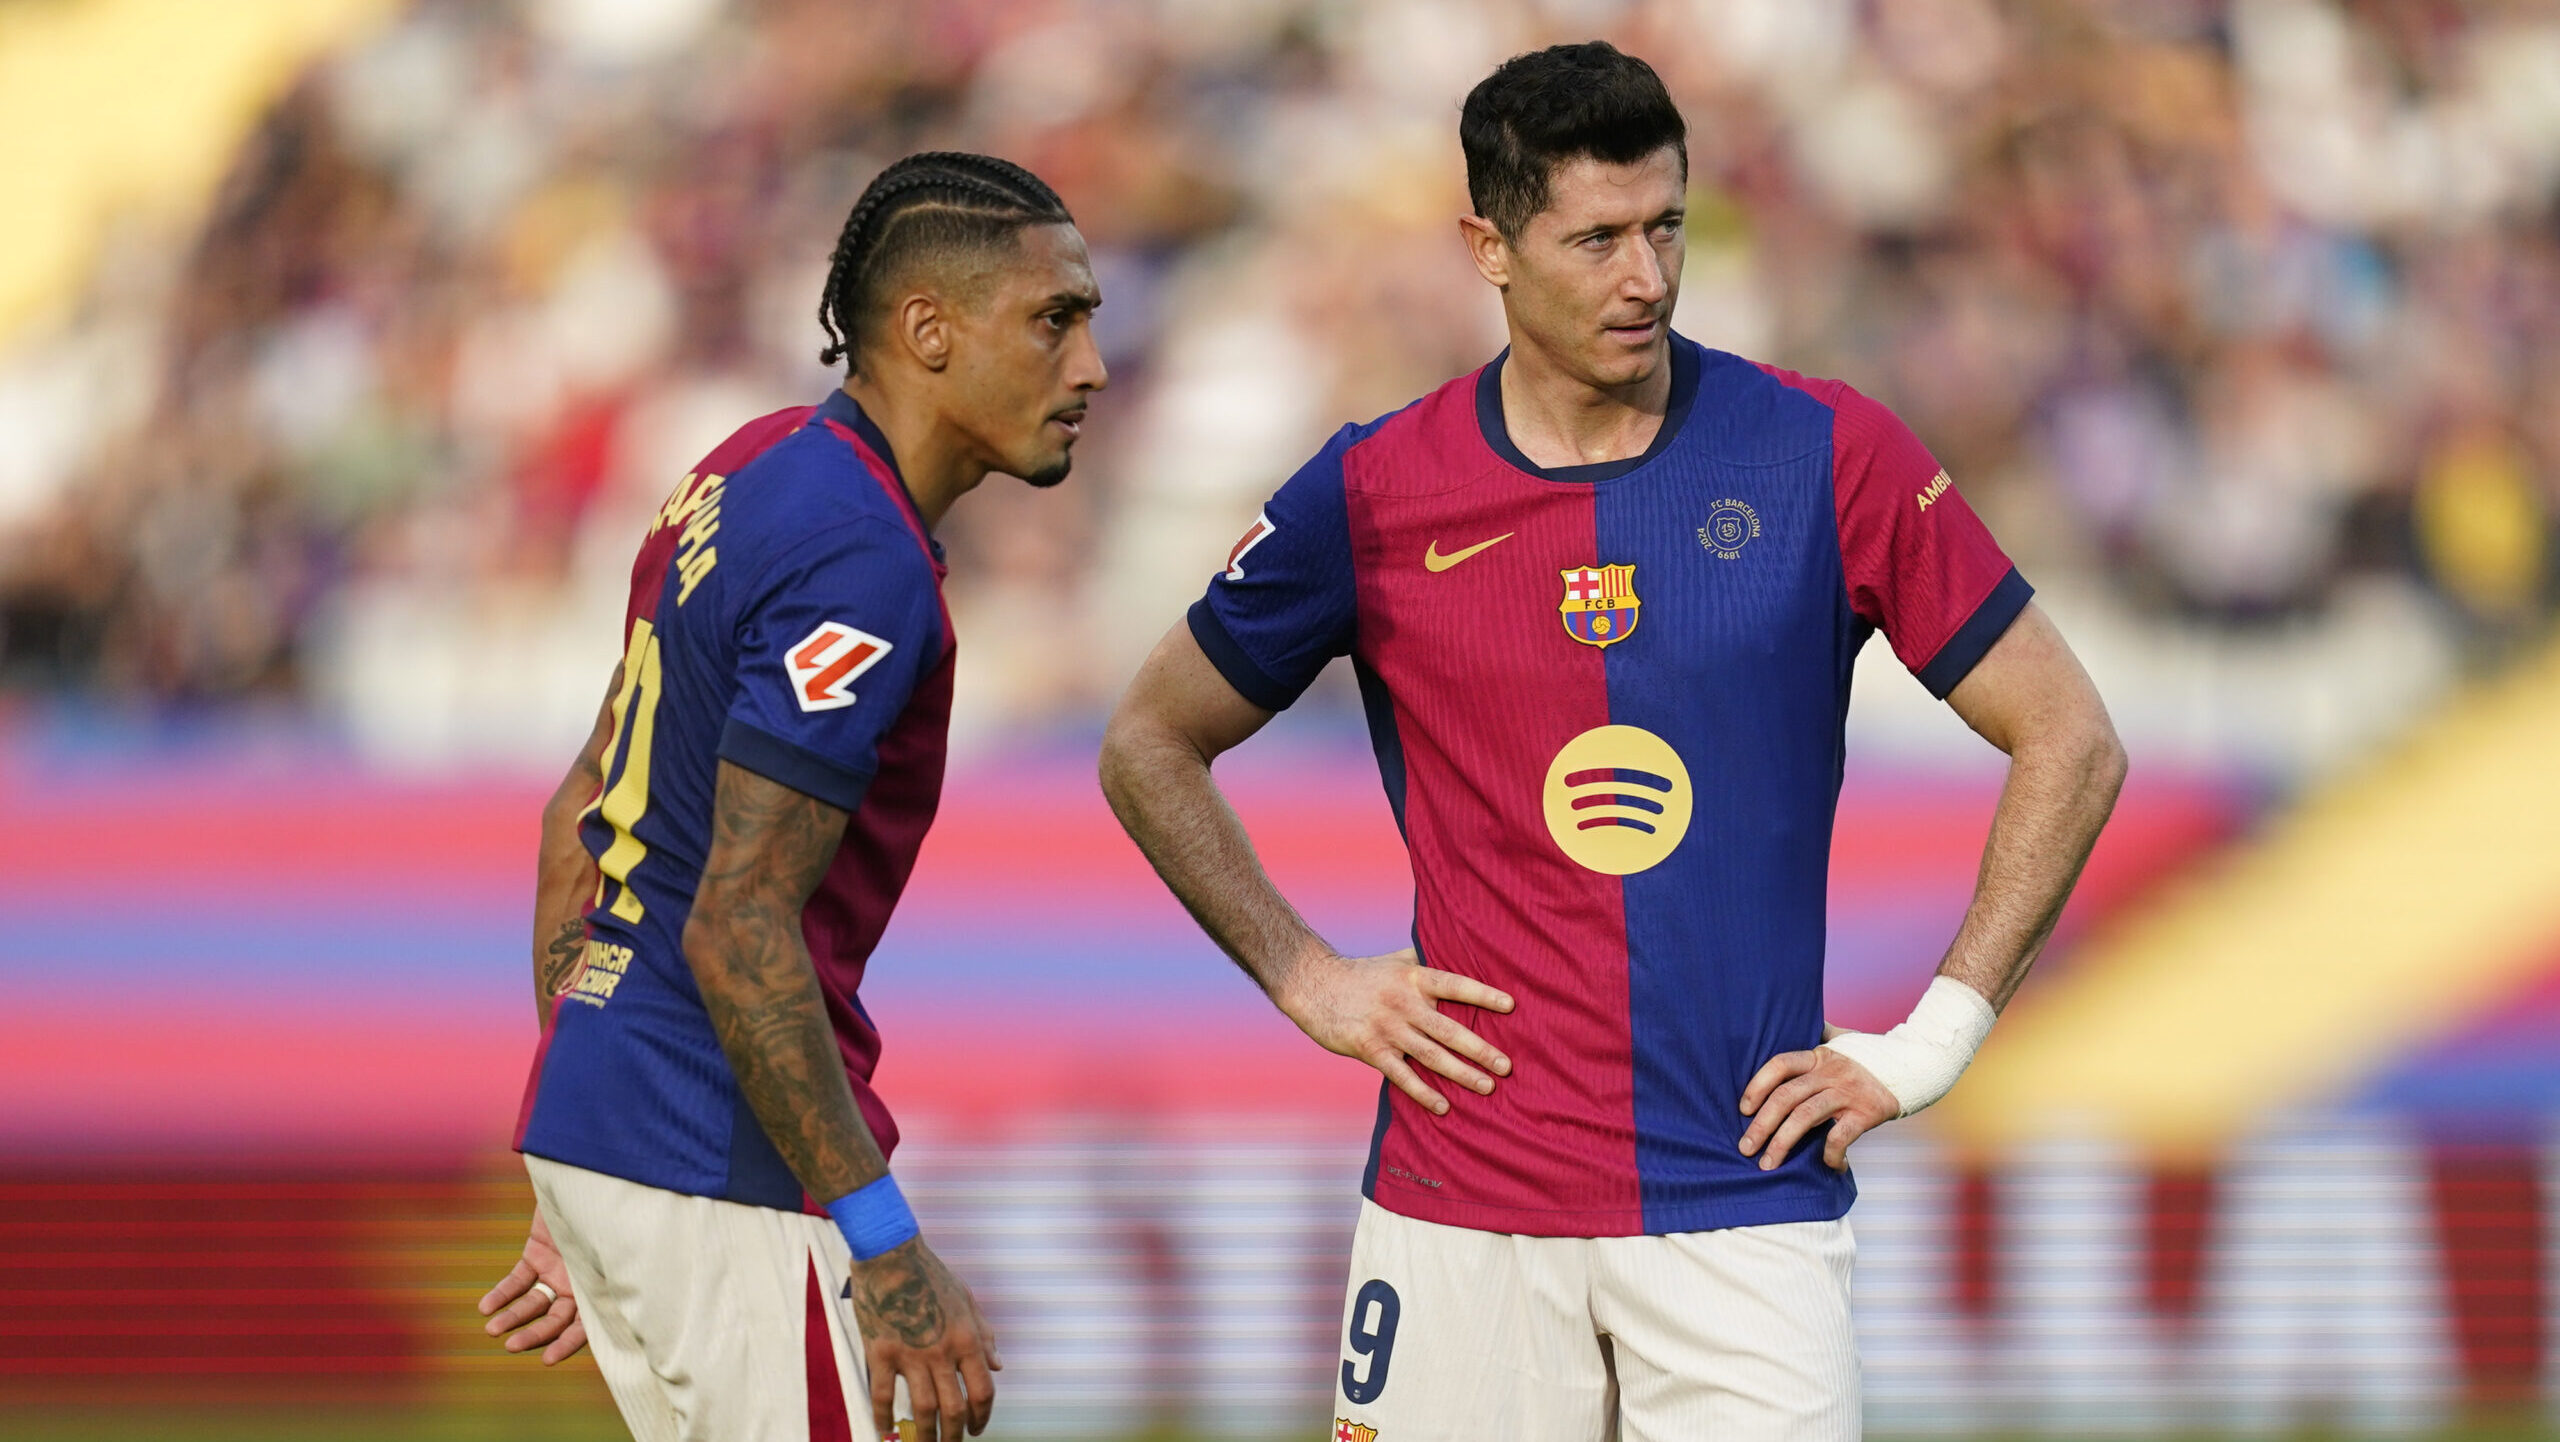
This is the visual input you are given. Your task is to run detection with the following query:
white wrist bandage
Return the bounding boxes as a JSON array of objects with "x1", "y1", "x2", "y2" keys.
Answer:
[{"x1": 1819, "y1": 977, "x2": 1997, "y2": 1118}]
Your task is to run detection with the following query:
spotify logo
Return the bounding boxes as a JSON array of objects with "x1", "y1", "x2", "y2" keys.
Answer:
[{"x1": 1541, "y1": 725, "x2": 1693, "y2": 875}]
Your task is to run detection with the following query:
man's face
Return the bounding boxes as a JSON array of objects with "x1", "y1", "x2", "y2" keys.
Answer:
[
  {"x1": 944, "y1": 224, "x2": 1108, "y2": 487},
  {"x1": 1483, "y1": 147, "x2": 1686, "y2": 390}
]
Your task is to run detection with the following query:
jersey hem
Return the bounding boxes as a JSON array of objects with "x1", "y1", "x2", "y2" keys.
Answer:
[
  {"x1": 1186, "y1": 598, "x2": 1303, "y2": 711},
  {"x1": 518, "y1": 1137, "x2": 728, "y2": 1207},
  {"x1": 1915, "y1": 566, "x2": 2033, "y2": 699},
  {"x1": 1365, "y1": 1174, "x2": 1855, "y2": 1237},
  {"x1": 718, "y1": 717, "x2": 877, "y2": 812}
]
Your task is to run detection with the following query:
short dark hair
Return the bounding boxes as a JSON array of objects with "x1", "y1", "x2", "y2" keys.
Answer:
[
  {"x1": 1460, "y1": 42, "x2": 1687, "y2": 241},
  {"x1": 817, "y1": 152, "x2": 1074, "y2": 372}
]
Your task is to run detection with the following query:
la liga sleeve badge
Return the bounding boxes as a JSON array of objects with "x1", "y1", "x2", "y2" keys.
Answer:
[{"x1": 786, "y1": 622, "x2": 892, "y2": 712}]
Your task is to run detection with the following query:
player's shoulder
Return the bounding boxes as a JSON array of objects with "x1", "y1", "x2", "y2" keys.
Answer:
[
  {"x1": 1706, "y1": 349, "x2": 1914, "y2": 450},
  {"x1": 698, "y1": 403, "x2": 820, "y2": 478},
  {"x1": 687, "y1": 408, "x2": 937, "y2": 596},
  {"x1": 727, "y1": 415, "x2": 925, "y2": 547},
  {"x1": 1310, "y1": 365, "x2": 1493, "y2": 499}
]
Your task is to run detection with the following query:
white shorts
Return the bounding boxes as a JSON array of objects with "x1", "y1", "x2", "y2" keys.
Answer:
[
  {"x1": 526, "y1": 1154, "x2": 880, "y2": 1442},
  {"x1": 1331, "y1": 1200, "x2": 1859, "y2": 1442}
]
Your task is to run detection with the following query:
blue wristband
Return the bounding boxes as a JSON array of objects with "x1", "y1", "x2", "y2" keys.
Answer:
[{"x1": 827, "y1": 1174, "x2": 919, "y2": 1261}]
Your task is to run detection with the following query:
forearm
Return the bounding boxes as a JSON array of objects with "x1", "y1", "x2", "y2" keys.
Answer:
[
  {"x1": 685, "y1": 909, "x2": 887, "y2": 1202},
  {"x1": 533, "y1": 666, "x2": 622, "y2": 1028},
  {"x1": 530, "y1": 790, "x2": 601, "y2": 1028},
  {"x1": 1936, "y1": 721, "x2": 2126, "y2": 1009},
  {"x1": 1099, "y1": 718, "x2": 1330, "y2": 1002}
]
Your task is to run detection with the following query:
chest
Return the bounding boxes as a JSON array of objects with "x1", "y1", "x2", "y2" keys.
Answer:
[{"x1": 1343, "y1": 452, "x2": 1846, "y2": 700}]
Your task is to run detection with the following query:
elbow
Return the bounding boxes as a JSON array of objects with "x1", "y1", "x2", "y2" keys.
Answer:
[
  {"x1": 2081, "y1": 705, "x2": 2129, "y2": 810},
  {"x1": 678, "y1": 905, "x2": 725, "y2": 986},
  {"x1": 1097, "y1": 697, "x2": 1159, "y2": 820}
]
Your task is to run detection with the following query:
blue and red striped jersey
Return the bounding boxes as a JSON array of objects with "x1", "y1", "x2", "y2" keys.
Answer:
[
  {"x1": 516, "y1": 390, "x2": 954, "y2": 1210},
  {"x1": 1189, "y1": 335, "x2": 2029, "y2": 1236}
]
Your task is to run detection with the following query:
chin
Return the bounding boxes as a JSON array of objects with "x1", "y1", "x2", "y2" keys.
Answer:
[
  {"x1": 1021, "y1": 453, "x2": 1073, "y2": 489},
  {"x1": 1586, "y1": 345, "x2": 1663, "y2": 390}
]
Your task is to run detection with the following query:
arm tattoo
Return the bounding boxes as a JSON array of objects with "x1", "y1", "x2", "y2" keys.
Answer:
[
  {"x1": 686, "y1": 762, "x2": 885, "y2": 1203},
  {"x1": 538, "y1": 918, "x2": 586, "y2": 997}
]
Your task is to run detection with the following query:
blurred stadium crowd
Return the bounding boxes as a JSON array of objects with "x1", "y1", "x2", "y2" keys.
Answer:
[{"x1": 3, "y1": 0, "x2": 2558, "y2": 748}]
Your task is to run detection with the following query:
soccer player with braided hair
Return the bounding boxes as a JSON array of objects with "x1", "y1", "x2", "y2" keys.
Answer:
[{"x1": 480, "y1": 151, "x2": 1104, "y2": 1442}]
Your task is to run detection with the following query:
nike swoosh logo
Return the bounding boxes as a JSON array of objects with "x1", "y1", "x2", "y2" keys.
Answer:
[{"x1": 1424, "y1": 532, "x2": 1516, "y2": 572}]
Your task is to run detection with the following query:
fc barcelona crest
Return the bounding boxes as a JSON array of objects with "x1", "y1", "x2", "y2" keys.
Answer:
[{"x1": 1559, "y1": 564, "x2": 1640, "y2": 647}]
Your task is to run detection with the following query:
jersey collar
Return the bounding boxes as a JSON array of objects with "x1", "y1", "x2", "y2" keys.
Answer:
[
  {"x1": 1475, "y1": 332, "x2": 1701, "y2": 484},
  {"x1": 815, "y1": 388, "x2": 946, "y2": 567}
]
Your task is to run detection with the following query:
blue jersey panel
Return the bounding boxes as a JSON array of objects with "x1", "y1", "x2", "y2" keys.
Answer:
[{"x1": 1596, "y1": 349, "x2": 1862, "y2": 1231}]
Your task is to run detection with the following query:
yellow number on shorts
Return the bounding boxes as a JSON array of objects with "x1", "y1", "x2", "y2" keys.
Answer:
[{"x1": 590, "y1": 617, "x2": 664, "y2": 923}]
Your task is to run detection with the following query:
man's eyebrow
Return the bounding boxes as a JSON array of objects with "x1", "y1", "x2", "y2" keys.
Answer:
[{"x1": 1042, "y1": 289, "x2": 1101, "y2": 313}]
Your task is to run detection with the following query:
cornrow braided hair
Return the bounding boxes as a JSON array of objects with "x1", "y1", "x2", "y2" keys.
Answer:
[{"x1": 816, "y1": 151, "x2": 1073, "y2": 371}]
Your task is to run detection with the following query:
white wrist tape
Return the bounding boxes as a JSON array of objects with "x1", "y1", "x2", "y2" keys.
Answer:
[{"x1": 1819, "y1": 977, "x2": 1997, "y2": 1118}]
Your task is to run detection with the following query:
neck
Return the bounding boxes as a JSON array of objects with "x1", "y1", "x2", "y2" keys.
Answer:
[
  {"x1": 1495, "y1": 327, "x2": 1673, "y2": 470},
  {"x1": 839, "y1": 375, "x2": 988, "y2": 531}
]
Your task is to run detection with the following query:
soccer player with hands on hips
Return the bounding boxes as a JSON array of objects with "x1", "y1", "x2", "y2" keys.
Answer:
[
  {"x1": 1101, "y1": 43, "x2": 2125, "y2": 1442},
  {"x1": 479, "y1": 152, "x2": 1106, "y2": 1442}
]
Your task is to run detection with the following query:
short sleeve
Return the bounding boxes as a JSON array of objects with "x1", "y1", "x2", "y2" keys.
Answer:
[
  {"x1": 1831, "y1": 385, "x2": 2032, "y2": 698},
  {"x1": 1185, "y1": 425, "x2": 1361, "y2": 711},
  {"x1": 718, "y1": 518, "x2": 944, "y2": 811}
]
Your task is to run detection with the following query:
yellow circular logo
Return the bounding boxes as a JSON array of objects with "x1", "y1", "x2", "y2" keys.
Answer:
[{"x1": 1542, "y1": 725, "x2": 1693, "y2": 875}]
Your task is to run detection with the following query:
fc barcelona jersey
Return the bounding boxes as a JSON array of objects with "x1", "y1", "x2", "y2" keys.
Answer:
[
  {"x1": 516, "y1": 389, "x2": 954, "y2": 1211},
  {"x1": 1189, "y1": 335, "x2": 2030, "y2": 1237}
]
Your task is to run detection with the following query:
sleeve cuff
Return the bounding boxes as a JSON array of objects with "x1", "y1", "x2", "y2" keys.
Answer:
[
  {"x1": 1186, "y1": 599, "x2": 1302, "y2": 713},
  {"x1": 717, "y1": 718, "x2": 875, "y2": 812},
  {"x1": 1914, "y1": 567, "x2": 2033, "y2": 700}
]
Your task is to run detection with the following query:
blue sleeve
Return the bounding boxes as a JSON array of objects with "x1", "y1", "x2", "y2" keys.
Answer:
[
  {"x1": 717, "y1": 518, "x2": 942, "y2": 812},
  {"x1": 1186, "y1": 425, "x2": 1360, "y2": 711}
]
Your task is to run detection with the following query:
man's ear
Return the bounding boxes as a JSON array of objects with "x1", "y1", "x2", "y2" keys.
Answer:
[
  {"x1": 890, "y1": 291, "x2": 952, "y2": 373},
  {"x1": 1459, "y1": 214, "x2": 1513, "y2": 290}
]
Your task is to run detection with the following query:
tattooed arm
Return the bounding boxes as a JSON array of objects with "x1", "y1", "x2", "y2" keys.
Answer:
[
  {"x1": 684, "y1": 760, "x2": 999, "y2": 1442},
  {"x1": 529, "y1": 663, "x2": 623, "y2": 1028}
]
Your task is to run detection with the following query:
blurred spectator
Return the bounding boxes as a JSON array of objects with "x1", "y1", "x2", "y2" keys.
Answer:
[{"x1": 4, "y1": 0, "x2": 2559, "y2": 743}]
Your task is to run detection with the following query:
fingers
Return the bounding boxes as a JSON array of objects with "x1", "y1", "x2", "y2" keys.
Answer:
[
  {"x1": 541, "y1": 1314, "x2": 589, "y2": 1365},
  {"x1": 1822, "y1": 1111, "x2": 1873, "y2": 1171},
  {"x1": 928, "y1": 1349, "x2": 971, "y2": 1442},
  {"x1": 1415, "y1": 967, "x2": 1514, "y2": 1015},
  {"x1": 483, "y1": 1274, "x2": 558, "y2": 1338},
  {"x1": 1756, "y1": 1087, "x2": 1845, "y2": 1170},
  {"x1": 478, "y1": 1258, "x2": 537, "y2": 1318},
  {"x1": 1737, "y1": 1070, "x2": 1822, "y2": 1157},
  {"x1": 501, "y1": 1290, "x2": 579, "y2": 1352},
  {"x1": 902, "y1": 1355, "x2": 950, "y2": 1442},
  {"x1": 1740, "y1": 1049, "x2": 1817, "y2": 1116},
  {"x1": 1416, "y1": 1009, "x2": 1510, "y2": 1080},
  {"x1": 959, "y1": 1343, "x2": 997, "y2": 1433},
  {"x1": 1400, "y1": 1027, "x2": 1494, "y2": 1096},
  {"x1": 1372, "y1": 1050, "x2": 1451, "y2": 1116},
  {"x1": 868, "y1": 1339, "x2": 898, "y2": 1441}
]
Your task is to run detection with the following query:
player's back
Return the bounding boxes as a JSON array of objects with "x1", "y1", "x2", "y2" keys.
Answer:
[{"x1": 517, "y1": 390, "x2": 955, "y2": 1210}]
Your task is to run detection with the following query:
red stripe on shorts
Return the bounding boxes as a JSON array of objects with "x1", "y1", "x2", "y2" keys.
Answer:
[{"x1": 806, "y1": 1253, "x2": 855, "y2": 1442}]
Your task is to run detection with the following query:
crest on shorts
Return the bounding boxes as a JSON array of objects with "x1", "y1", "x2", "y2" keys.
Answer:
[
  {"x1": 1558, "y1": 564, "x2": 1639, "y2": 647},
  {"x1": 1333, "y1": 1421, "x2": 1378, "y2": 1442}
]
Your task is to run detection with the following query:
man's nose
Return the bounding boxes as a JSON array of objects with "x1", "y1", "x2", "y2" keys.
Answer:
[
  {"x1": 1068, "y1": 327, "x2": 1109, "y2": 393},
  {"x1": 1622, "y1": 239, "x2": 1669, "y2": 306}
]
